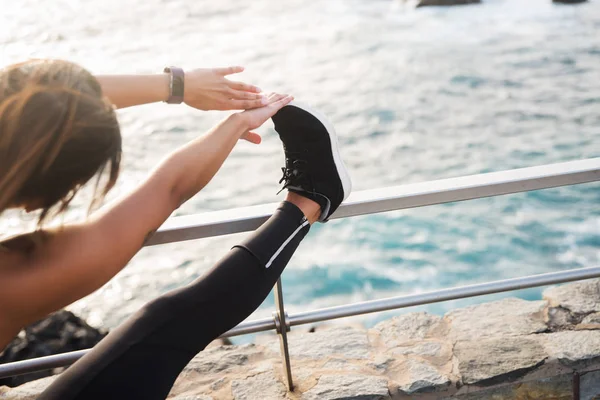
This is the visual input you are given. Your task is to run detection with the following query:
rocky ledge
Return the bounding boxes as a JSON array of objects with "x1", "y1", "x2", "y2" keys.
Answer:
[
  {"x1": 415, "y1": 0, "x2": 481, "y2": 7},
  {"x1": 1, "y1": 279, "x2": 599, "y2": 399},
  {"x1": 404, "y1": 0, "x2": 587, "y2": 6},
  {"x1": 0, "y1": 310, "x2": 106, "y2": 388}
]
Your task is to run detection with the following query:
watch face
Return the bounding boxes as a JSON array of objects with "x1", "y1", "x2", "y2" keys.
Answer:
[{"x1": 172, "y1": 71, "x2": 184, "y2": 97}]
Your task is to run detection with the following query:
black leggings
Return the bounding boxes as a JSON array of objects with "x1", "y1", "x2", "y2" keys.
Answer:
[{"x1": 40, "y1": 201, "x2": 309, "y2": 400}]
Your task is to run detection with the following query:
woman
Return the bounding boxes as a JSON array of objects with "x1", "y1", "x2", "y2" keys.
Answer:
[{"x1": 0, "y1": 59, "x2": 351, "y2": 399}]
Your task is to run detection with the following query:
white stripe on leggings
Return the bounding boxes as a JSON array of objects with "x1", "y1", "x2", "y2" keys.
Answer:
[{"x1": 265, "y1": 218, "x2": 309, "y2": 269}]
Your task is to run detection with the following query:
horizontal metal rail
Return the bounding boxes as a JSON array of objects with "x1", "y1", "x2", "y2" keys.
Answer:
[
  {"x1": 2, "y1": 265, "x2": 599, "y2": 379},
  {"x1": 147, "y1": 158, "x2": 600, "y2": 246},
  {"x1": 1, "y1": 158, "x2": 599, "y2": 380}
]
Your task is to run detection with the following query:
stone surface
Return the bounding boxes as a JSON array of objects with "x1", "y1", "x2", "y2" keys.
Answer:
[
  {"x1": 4, "y1": 292, "x2": 600, "y2": 400},
  {"x1": 396, "y1": 358, "x2": 450, "y2": 394},
  {"x1": 577, "y1": 311, "x2": 600, "y2": 330},
  {"x1": 391, "y1": 341, "x2": 443, "y2": 357},
  {"x1": 274, "y1": 326, "x2": 371, "y2": 360},
  {"x1": 231, "y1": 372, "x2": 286, "y2": 400},
  {"x1": 368, "y1": 356, "x2": 395, "y2": 373},
  {"x1": 0, "y1": 310, "x2": 106, "y2": 387},
  {"x1": 541, "y1": 330, "x2": 600, "y2": 366},
  {"x1": 0, "y1": 376, "x2": 56, "y2": 400},
  {"x1": 416, "y1": 0, "x2": 481, "y2": 7},
  {"x1": 185, "y1": 344, "x2": 264, "y2": 374},
  {"x1": 454, "y1": 336, "x2": 547, "y2": 385},
  {"x1": 450, "y1": 385, "x2": 513, "y2": 400},
  {"x1": 553, "y1": 0, "x2": 588, "y2": 3},
  {"x1": 446, "y1": 298, "x2": 547, "y2": 341},
  {"x1": 452, "y1": 374, "x2": 572, "y2": 399},
  {"x1": 546, "y1": 306, "x2": 576, "y2": 330},
  {"x1": 372, "y1": 312, "x2": 446, "y2": 346},
  {"x1": 302, "y1": 375, "x2": 390, "y2": 400},
  {"x1": 543, "y1": 279, "x2": 600, "y2": 315},
  {"x1": 209, "y1": 377, "x2": 226, "y2": 391},
  {"x1": 322, "y1": 358, "x2": 363, "y2": 372},
  {"x1": 581, "y1": 370, "x2": 600, "y2": 400},
  {"x1": 582, "y1": 312, "x2": 600, "y2": 325}
]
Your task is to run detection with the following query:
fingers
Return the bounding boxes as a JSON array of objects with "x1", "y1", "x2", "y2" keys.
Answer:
[
  {"x1": 229, "y1": 98, "x2": 266, "y2": 110},
  {"x1": 228, "y1": 89, "x2": 263, "y2": 101},
  {"x1": 228, "y1": 92, "x2": 292, "y2": 110},
  {"x1": 265, "y1": 92, "x2": 280, "y2": 101},
  {"x1": 251, "y1": 93, "x2": 293, "y2": 116},
  {"x1": 241, "y1": 131, "x2": 262, "y2": 144},
  {"x1": 214, "y1": 66, "x2": 245, "y2": 76},
  {"x1": 259, "y1": 92, "x2": 285, "y2": 105},
  {"x1": 264, "y1": 95, "x2": 294, "y2": 121},
  {"x1": 274, "y1": 95, "x2": 294, "y2": 110},
  {"x1": 228, "y1": 80, "x2": 261, "y2": 93},
  {"x1": 266, "y1": 93, "x2": 294, "y2": 109}
]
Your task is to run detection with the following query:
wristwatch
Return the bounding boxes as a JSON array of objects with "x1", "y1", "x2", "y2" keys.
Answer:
[{"x1": 163, "y1": 66, "x2": 185, "y2": 104}]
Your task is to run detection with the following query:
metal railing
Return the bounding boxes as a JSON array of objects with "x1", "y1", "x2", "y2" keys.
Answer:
[{"x1": 1, "y1": 158, "x2": 599, "y2": 389}]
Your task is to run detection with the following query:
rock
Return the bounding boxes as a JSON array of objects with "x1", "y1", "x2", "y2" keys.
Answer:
[
  {"x1": 506, "y1": 375, "x2": 572, "y2": 400},
  {"x1": 272, "y1": 326, "x2": 371, "y2": 360},
  {"x1": 371, "y1": 313, "x2": 452, "y2": 372},
  {"x1": 396, "y1": 358, "x2": 451, "y2": 394},
  {"x1": 543, "y1": 279, "x2": 600, "y2": 315},
  {"x1": 452, "y1": 373, "x2": 572, "y2": 399},
  {"x1": 5, "y1": 292, "x2": 600, "y2": 400},
  {"x1": 581, "y1": 370, "x2": 600, "y2": 400},
  {"x1": 0, "y1": 376, "x2": 56, "y2": 400},
  {"x1": 577, "y1": 311, "x2": 600, "y2": 330},
  {"x1": 231, "y1": 372, "x2": 286, "y2": 400},
  {"x1": 302, "y1": 375, "x2": 390, "y2": 400},
  {"x1": 454, "y1": 336, "x2": 547, "y2": 385},
  {"x1": 541, "y1": 330, "x2": 600, "y2": 366},
  {"x1": 582, "y1": 312, "x2": 600, "y2": 324},
  {"x1": 416, "y1": 0, "x2": 481, "y2": 7},
  {"x1": 209, "y1": 377, "x2": 226, "y2": 391},
  {"x1": 446, "y1": 298, "x2": 547, "y2": 341},
  {"x1": 372, "y1": 312, "x2": 446, "y2": 346},
  {"x1": 390, "y1": 341, "x2": 450, "y2": 359},
  {"x1": 368, "y1": 356, "x2": 395, "y2": 373},
  {"x1": 322, "y1": 358, "x2": 363, "y2": 372},
  {"x1": 450, "y1": 384, "x2": 514, "y2": 400},
  {"x1": 185, "y1": 344, "x2": 264, "y2": 374},
  {"x1": 0, "y1": 310, "x2": 107, "y2": 387},
  {"x1": 546, "y1": 306, "x2": 576, "y2": 330}
]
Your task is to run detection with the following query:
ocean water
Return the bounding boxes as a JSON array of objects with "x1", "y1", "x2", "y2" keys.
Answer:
[{"x1": 1, "y1": 0, "x2": 599, "y2": 334}]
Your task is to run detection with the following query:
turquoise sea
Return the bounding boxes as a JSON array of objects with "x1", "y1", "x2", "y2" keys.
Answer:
[{"x1": 1, "y1": 0, "x2": 599, "y2": 334}]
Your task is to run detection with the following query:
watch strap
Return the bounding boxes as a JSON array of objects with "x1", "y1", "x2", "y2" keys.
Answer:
[{"x1": 163, "y1": 66, "x2": 185, "y2": 104}]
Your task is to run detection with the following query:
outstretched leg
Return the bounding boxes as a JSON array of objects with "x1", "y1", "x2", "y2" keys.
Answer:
[
  {"x1": 41, "y1": 101, "x2": 351, "y2": 400},
  {"x1": 40, "y1": 198, "x2": 317, "y2": 400}
]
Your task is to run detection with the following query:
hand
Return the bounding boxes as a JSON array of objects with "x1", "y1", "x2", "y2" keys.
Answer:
[
  {"x1": 237, "y1": 93, "x2": 294, "y2": 144},
  {"x1": 183, "y1": 66, "x2": 265, "y2": 111}
]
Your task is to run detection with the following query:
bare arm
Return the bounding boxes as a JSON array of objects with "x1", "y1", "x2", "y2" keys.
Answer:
[
  {"x1": 0, "y1": 94, "x2": 293, "y2": 327},
  {"x1": 96, "y1": 67, "x2": 265, "y2": 110},
  {"x1": 95, "y1": 74, "x2": 170, "y2": 109}
]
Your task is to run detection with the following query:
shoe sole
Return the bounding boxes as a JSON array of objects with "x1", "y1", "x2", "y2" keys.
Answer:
[{"x1": 283, "y1": 101, "x2": 353, "y2": 202}]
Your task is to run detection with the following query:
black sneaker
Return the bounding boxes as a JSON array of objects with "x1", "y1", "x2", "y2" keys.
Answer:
[{"x1": 272, "y1": 101, "x2": 352, "y2": 222}]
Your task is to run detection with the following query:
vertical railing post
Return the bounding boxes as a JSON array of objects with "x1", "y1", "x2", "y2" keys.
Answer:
[
  {"x1": 572, "y1": 371, "x2": 580, "y2": 400},
  {"x1": 272, "y1": 278, "x2": 294, "y2": 391}
]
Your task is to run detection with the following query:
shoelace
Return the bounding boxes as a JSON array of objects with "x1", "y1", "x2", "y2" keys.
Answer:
[{"x1": 277, "y1": 158, "x2": 310, "y2": 194}]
